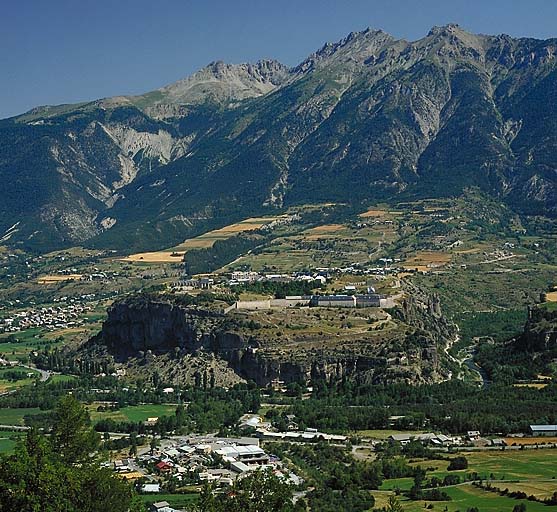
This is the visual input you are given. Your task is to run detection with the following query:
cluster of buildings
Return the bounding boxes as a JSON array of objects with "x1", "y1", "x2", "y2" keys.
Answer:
[
  {"x1": 113, "y1": 435, "x2": 301, "y2": 500},
  {"x1": 387, "y1": 430, "x2": 526, "y2": 448},
  {"x1": 229, "y1": 292, "x2": 394, "y2": 311},
  {"x1": 388, "y1": 432, "x2": 464, "y2": 447},
  {"x1": 228, "y1": 271, "x2": 327, "y2": 286},
  {"x1": 310, "y1": 293, "x2": 393, "y2": 308},
  {"x1": 0, "y1": 303, "x2": 91, "y2": 334},
  {"x1": 239, "y1": 414, "x2": 348, "y2": 444}
]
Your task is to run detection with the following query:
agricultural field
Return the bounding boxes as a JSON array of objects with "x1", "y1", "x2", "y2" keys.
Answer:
[
  {"x1": 402, "y1": 251, "x2": 452, "y2": 272},
  {"x1": 36, "y1": 274, "x2": 83, "y2": 284},
  {"x1": 354, "y1": 429, "x2": 427, "y2": 440},
  {"x1": 222, "y1": 219, "x2": 398, "y2": 272},
  {"x1": 377, "y1": 449, "x2": 557, "y2": 511},
  {"x1": 0, "y1": 322, "x2": 99, "y2": 362},
  {"x1": 86, "y1": 403, "x2": 177, "y2": 423},
  {"x1": 387, "y1": 484, "x2": 556, "y2": 512},
  {"x1": 0, "y1": 365, "x2": 39, "y2": 392},
  {"x1": 0, "y1": 407, "x2": 42, "y2": 426},
  {"x1": 546, "y1": 291, "x2": 557, "y2": 302},
  {"x1": 504, "y1": 437, "x2": 557, "y2": 446},
  {"x1": 123, "y1": 216, "x2": 282, "y2": 263},
  {"x1": 0, "y1": 328, "x2": 61, "y2": 361}
]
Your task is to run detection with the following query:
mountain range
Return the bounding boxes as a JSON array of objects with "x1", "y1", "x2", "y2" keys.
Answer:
[{"x1": 2, "y1": 24, "x2": 557, "y2": 252}]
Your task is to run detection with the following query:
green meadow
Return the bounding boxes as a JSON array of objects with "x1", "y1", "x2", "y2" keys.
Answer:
[{"x1": 0, "y1": 407, "x2": 42, "y2": 426}]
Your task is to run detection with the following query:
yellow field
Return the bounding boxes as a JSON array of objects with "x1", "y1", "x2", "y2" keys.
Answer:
[
  {"x1": 403, "y1": 251, "x2": 451, "y2": 271},
  {"x1": 501, "y1": 481, "x2": 557, "y2": 499},
  {"x1": 304, "y1": 224, "x2": 346, "y2": 240},
  {"x1": 359, "y1": 208, "x2": 388, "y2": 218},
  {"x1": 504, "y1": 437, "x2": 557, "y2": 446},
  {"x1": 44, "y1": 327, "x2": 88, "y2": 339},
  {"x1": 122, "y1": 216, "x2": 281, "y2": 263},
  {"x1": 514, "y1": 383, "x2": 548, "y2": 389},
  {"x1": 122, "y1": 251, "x2": 184, "y2": 263},
  {"x1": 37, "y1": 274, "x2": 82, "y2": 283},
  {"x1": 546, "y1": 291, "x2": 557, "y2": 302}
]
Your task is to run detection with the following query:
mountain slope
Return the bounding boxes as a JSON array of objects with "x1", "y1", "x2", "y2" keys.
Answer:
[{"x1": 2, "y1": 25, "x2": 557, "y2": 252}]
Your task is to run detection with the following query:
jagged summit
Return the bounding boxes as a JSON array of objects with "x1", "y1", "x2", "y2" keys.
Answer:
[
  {"x1": 427, "y1": 23, "x2": 466, "y2": 37},
  {"x1": 142, "y1": 58, "x2": 290, "y2": 108},
  {"x1": 294, "y1": 28, "x2": 397, "y2": 72}
]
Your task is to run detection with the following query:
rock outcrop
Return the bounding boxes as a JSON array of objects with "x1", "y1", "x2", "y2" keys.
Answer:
[
  {"x1": 516, "y1": 305, "x2": 557, "y2": 352},
  {"x1": 81, "y1": 292, "x2": 455, "y2": 387}
]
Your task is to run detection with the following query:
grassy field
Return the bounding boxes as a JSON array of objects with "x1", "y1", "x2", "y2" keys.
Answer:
[
  {"x1": 0, "y1": 327, "x2": 68, "y2": 361},
  {"x1": 0, "y1": 407, "x2": 42, "y2": 426},
  {"x1": 87, "y1": 403, "x2": 177, "y2": 423},
  {"x1": 502, "y1": 481, "x2": 557, "y2": 500},
  {"x1": 378, "y1": 449, "x2": 557, "y2": 511},
  {"x1": 0, "y1": 365, "x2": 39, "y2": 392},
  {"x1": 48, "y1": 374, "x2": 77, "y2": 384},
  {"x1": 0, "y1": 430, "x2": 26, "y2": 453},
  {"x1": 406, "y1": 483, "x2": 553, "y2": 512}
]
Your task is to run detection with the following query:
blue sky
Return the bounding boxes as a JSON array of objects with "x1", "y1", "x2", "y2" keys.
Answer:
[{"x1": 2, "y1": 0, "x2": 557, "y2": 119}]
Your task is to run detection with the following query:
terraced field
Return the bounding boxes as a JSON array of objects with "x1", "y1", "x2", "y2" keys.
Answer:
[{"x1": 122, "y1": 216, "x2": 282, "y2": 263}]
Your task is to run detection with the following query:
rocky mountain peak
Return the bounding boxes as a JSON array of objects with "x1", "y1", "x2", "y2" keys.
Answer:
[
  {"x1": 427, "y1": 23, "x2": 465, "y2": 37},
  {"x1": 294, "y1": 27, "x2": 397, "y2": 73},
  {"x1": 142, "y1": 58, "x2": 290, "y2": 108}
]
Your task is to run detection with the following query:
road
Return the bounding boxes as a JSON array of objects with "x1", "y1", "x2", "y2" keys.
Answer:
[{"x1": 21, "y1": 364, "x2": 51, "y2": 382}]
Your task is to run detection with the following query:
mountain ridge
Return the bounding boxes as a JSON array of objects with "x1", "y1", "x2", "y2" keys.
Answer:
[{"x1": 2, "y1": 25, "x2": 557, "y2": 252}]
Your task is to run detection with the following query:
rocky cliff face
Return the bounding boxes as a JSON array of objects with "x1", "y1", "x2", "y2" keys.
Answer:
[
  {"x1": 516, "y1": 306, "x2": 557, "y2": 352},
  {"x1": 82, "y1": 292, "x2": 455, "y2": 386},
  {"x1": 4, "y1": 25, "x2": 557, "y2": 252}
]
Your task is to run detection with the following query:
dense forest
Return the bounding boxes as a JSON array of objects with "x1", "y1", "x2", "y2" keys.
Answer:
[{"x1": 277, "y1": 379, "x2": 557, "y2": 435}]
